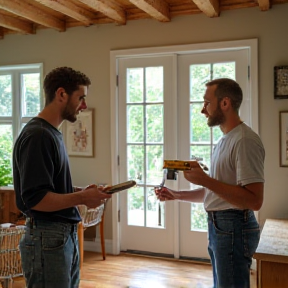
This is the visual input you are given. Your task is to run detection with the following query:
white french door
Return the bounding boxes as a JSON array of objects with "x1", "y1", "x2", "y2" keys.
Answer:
[
  {"x1": 177, "y1": 49, "x2": 249, "y2": 258},
  {"x1": 118, "y1": 55, "x2": 177, "y2": 254},
  {"x1": 111, "y1": 39, "x2": 258, "y2": 258}
]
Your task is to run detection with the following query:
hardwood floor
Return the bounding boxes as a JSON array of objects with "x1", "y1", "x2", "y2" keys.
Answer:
[
  {"x1": 80, "y1": 252, "x2": 213, "y2": 288},
  {"x1": 9, "y1": 251, "x2": 257, "y2": 288}
]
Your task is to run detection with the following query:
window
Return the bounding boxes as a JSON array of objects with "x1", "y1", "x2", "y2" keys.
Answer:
[{"x1": 0, "y1": 64, "x2": 43, "y2": 186}]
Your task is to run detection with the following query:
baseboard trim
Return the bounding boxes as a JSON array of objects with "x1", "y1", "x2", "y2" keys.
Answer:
[
  {"x1": 121, "y1": 250, "x2": 211, "y2": 265},
  {"x1": 84, "y1": 238, "x2": 113, "y2": 254}
]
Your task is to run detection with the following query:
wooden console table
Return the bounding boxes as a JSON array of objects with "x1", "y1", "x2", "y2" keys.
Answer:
[
  {"x1": 253, "y1": 218, "x2": 288, "y2": 288},
  {"x1": 0, "y1": 186, "x2": 21, "y2": 224}
]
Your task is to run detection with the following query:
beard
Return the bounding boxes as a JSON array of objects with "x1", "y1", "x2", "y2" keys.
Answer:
[
  {"x1": 62, "y1": 102, "x2": 77, "y2": 123},
  {"x1": 207, "y1": 104, "x2": 225, "y2": 127}
]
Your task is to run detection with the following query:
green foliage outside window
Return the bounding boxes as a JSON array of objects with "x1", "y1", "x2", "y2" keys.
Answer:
[
  {"x1": 0, "y1": 75, "x2": 13, "y2": 187},
  {"x1": 0, "y1": 70, "x2": 41, "y2": 187},
  {"x1": 0, "y1": 74, "x2": 12, "y2": 116},
  {"x1": 0, "y1": 128, "x2": 13, "y2": 186},
  {"x1": 191, "y1": 203, "x2": 208, "y2": 231}
]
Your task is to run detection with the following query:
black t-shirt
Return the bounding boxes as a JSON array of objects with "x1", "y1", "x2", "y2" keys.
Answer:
[{"x1": 13, "y1": 117, "x2": 81, "y2": 223}]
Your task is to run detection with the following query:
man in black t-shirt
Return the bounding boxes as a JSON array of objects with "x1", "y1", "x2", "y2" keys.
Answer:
[{"x1": 13, "y1": 67, "x2": 111, "y2": 288}]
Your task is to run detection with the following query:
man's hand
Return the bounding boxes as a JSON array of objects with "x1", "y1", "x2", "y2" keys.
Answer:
[
  {"x1": 183, "y1": 164, "x2": 209, "y2": 186},
  {"x1": 154, "y1": 186, "x2": 180, "y2": 201},
  {"x1": 81, "y1": 185, "x2": 111, "y2": 208}
]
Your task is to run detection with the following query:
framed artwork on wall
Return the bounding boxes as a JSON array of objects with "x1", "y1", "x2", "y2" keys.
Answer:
[
  {"x1": 279, "y1": 111, "x2": 288, "y2": 167},
  {"x1": 65, "y1": 109, "x2": 94, "y2": 157},
  {"x1": 274, "y1": 66, "x2": 288, "y2": 99}
]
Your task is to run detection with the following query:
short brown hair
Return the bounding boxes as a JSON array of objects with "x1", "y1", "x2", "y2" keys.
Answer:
[
  {"x1": 43, "y1": 67, "x2": 91, "y2": 105},
  {"x1": 206, "y1": 78, "x2": 243, "y2": 111}
]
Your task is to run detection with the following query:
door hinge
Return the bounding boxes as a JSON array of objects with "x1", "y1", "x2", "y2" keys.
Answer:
[
  {"x1": 248, "y1": 66, "x2": 250, "y2": 80},
  {"x1": 117, "y1": 155, "x2": 120, "y2": 166},
  {"x1": 116, "y1": 75, "x2": 119, "y2": 87},
  {"x1": 118, "y1": 210, "x2": 120, "y2": 222}
]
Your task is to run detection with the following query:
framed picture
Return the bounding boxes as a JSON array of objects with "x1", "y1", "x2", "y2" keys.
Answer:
[
  {"x1": 65, "y1": 109, "x2": 94, "y2": 157},
  {"x1": 274, "y1": 66, "x2": 288, "y2": 99},
  {"x1": 279, "y1": 111, "x2": 288, "y2": 167}
]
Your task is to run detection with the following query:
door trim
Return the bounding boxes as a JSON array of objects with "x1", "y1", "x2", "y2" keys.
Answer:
[{"x1": 110, "y1": 39, "x2": 258, "y2": 255}]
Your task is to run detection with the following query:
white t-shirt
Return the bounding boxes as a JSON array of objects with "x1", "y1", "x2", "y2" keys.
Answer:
[{"x1": 204, "y1": 122, "x2": 265, "y2": 211}]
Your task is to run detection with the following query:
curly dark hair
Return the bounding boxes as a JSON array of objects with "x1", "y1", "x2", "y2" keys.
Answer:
[
  {"x1": 206, "y1": 78, "x2": 243, "y2": 112},
  {"x1": 43, "y1": 67, "x2": 91, "y2": 105}
]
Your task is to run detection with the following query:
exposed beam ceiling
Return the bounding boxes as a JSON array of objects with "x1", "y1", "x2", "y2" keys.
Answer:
[
  {"x1": 0, "y1": 0, "x2": 65, "y2": 31},
  {"x1": 33, "y1": 0, "x2": 96, "y2": 26},
  {"x1": 129, "y1": 0, "x2": 170, "y2": 22},
  {"x1": 0, "y1": 13, "x2": 34, "y2": 34},
  {"x1": 78, "y1": 0, "x2": 126, "y2": 24},
  {"x1": 0, "y1": 0, "x2": 287, "y2": 40},
  {"x1": 192, "y1": 0, "x2": 219, "y2": 17}
]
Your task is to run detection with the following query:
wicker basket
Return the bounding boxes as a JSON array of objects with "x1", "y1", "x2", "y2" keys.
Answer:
[{"x1": 0, "y1": 225, "x2": 25, "y2": 282}]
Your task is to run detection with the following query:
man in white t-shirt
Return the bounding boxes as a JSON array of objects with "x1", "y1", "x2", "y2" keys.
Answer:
[{"x1": 155, "y1": 78, "x2": 265, "y2": 288}]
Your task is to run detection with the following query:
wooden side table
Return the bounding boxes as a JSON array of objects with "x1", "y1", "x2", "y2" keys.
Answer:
[
  {"x1": 253, "y1": 218, "x2": 288, "y2": 288},
  {"x1": 0, "y1": 187, "x2": 22, "y2": 224}
]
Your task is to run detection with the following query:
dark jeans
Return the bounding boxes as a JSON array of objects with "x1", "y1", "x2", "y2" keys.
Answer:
[
  {"x1": 207, "y1": 209, "x2": 260, "y2": 288},
  {"x1": 20, "y1": 219, "x2": 80, "y2": 288}
]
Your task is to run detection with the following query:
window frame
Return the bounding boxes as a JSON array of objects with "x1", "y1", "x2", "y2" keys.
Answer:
[{"x1": 0, "y1": 63, "x2": 44, "y2": 142}]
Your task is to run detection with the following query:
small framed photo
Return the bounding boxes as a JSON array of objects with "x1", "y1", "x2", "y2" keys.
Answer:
[
  {"x1": 274, "y1": 66, "x2": 288, "y2": 99},
  {"x1": 65, "y1": 109, "x2": 94, "y2": 157},
  {"x1": 279, "y1": 111, "x2": 288, "y2": 167}
]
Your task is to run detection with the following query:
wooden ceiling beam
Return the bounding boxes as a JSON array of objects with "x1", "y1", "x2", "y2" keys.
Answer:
[
  {"x1": 191, "y1": 0, "x2": 219, "y2": 17},
  {"x1": 129, "y1": 0, "x2": 170, "y2": 22},
  {"x1": 0, "y1": 0, "x2": 65, "y2": 31},
  {"x1": 257, "y1": 0, "x2": 270, "y2": 10},
  {"x1": 0, "y1": 13, "x2": 34, "y2": 34},
  {"x1": 78, "y1": 0, "x2": 126, "y2": 24},
  {"x1": 33, "y1": 0, "x2": 94, "y2": 26}
]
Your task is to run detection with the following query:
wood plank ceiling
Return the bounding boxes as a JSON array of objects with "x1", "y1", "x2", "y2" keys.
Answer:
[{"x1": 0, "y1": 0, "x2": 287, "y2": 40}]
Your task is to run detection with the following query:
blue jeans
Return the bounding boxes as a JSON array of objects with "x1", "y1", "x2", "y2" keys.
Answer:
[
  {"x1": 20, "y1": 219, "x2": 80, "y2": 288},
  {"x1": 207, "y1": 209, "x2": 260, "y2": 288}
]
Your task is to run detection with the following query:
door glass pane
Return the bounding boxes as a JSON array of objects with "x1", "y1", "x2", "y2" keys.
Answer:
[
  {"x1": 127, "y1": 145, "x2": 144, "y2": 184},
  {"x1": 127, "y1": 105, "x2": 143, "y2": 143},
  {"x1": 146, "y1": 104, "x2": 163, "y2": 143},
  {"x1": 127, "y1": 68, "x2": 143, "y2": 103},
  {"x1": 191, "y1": 203, "x2": 207, "y2": 231},
  {"x1": 22, "y1": 73, "x2": 41, "y2": 117},
  {"x1": 0, "y1": 124, "x2": 13, "y2": 186},
  {"x1": 146, "y1": 145, "x2": 163, "y2": 185},
  {"x1": 0, "y1": 75, "x2": 12, "y2": 117},
  {"x1": 146, "y1": 67, "x2": 163, "y2": 102},
  {"x1": 213, "y1": 62, "x2": 235, "y2": 79},
  {"x1": 128, "y1": 186, "x2": 144, "y2": 226},
  {"x1": 190, "y1": 64, "x2": 210, "y2": 101},
  {"x1": 190, "y1": 103, "x2": 210, "y2": 143},
  {"x1": 147, "y1": 187, "x2": 165, "y2": 228}
]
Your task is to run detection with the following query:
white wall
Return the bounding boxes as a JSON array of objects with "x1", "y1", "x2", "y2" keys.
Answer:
[{"x1": 1, "y1": 5, "x2": 288, "y2": 238}]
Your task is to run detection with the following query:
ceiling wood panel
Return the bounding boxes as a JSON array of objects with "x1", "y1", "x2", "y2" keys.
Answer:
[{"x1": 0, "y1": 0, "x2": 287, "y2": 39}]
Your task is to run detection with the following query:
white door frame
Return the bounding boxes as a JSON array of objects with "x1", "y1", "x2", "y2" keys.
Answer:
[{"x1": 110, "y1": 39, "x2": 258, "y2": 255}]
